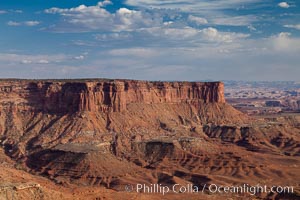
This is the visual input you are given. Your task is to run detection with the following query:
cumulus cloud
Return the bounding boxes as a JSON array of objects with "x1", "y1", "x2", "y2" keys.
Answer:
[
  {"x1": 278, "y1": 2, "x2": 290, "y2": 8},
  {"x1": 1, "y1": 0, "x2": 299, "y2": 81},
  {"x1": 187, "y1": 15, "x2": 208, "y2": 25},
  {"x1": 284, "y1": 24, "x2": 300, "y2": 30},
  {"x1": 97, "y1": 0, "x2": 112, "y2": 7},
  {"x1": 42, "y1": 0, "x2": 254, "y2": 48},
  {"x1": 200, "y1": 27, "x2": 249, "y2": 43},
  {"x1": 42, "y1": 0, "x2": 261, "y2": 43},
  {"x1": 45, "y1": 1, "x2": 162, "y2": 32},
  {"x1": 0, "y1": 10, "x2": 7, "y2": 14},
  {"x1": 271, "y1": 32, "x2": 300, "y2": 52}
]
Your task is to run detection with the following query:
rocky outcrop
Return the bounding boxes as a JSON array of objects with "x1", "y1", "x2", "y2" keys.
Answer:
[
  {"x1": 1, "y1": 79, "x2": 299, "y2": 200},
  {"x1": 0, "y1": 79, "x2": 225, "y2": 114}
]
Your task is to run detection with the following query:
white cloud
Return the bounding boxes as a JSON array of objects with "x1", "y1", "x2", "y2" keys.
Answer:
[
  {"x1": 21, "y1": 60, "x2": 32, "y2": 64},
  {"x1": 96, "y1": 25, "x2": 250, "y2": 47},
  {"x1": 284, "y1": 24, "x2": 300, "y2": 30},
  {"x1": 24, "y1": 21, "x2": 40, "y2": 26},
  {"x1": 71, "y1": 40, "x2": 96, "y2": 47},
  {"x1": 45, "y1": 1, "x2": 162, "y2": 32},
  {"x1": 95, "y1": 33, "x2": 132, "y2": 41},
  {"x1": 271, "y1": 32, "x2": 300, "y2": 52},
  {"x1": 125, "y1": 0, "x2": 261, "y2": 11},
  {"x1": 101, "y1": 25, "x2": 249, "y2": 48},
  {"x1": 21, "y1": 59, "x2": 50, "y2": 65},
  {"x1": 74, "y1": 55, "x2": 85, "y2": 60},
  {"x1": 88, "y1": 34, "x2": 300, "y2": 81},
  {"x1": 6, "y1": 9, "x2": 23, "y2": 13},
  {"x1": 188, "y1": 15, "x2": 208, "y2": 25},
  {"x1": 114, "y1": 8, "x2": 160, "y2": 31},
  {"x1": 97, "y1": 0, "x2": 112, "y2": 7},
  {"x1": 211, "y1": 15, "x2": 256, "y2": 26},
  {"x1": 45, "y1": 4, "x2": 107, "y2": 14},
  {"x1": 278, "y1": 2, "x2": 290, "y2": 8},
  {"x1": 1, "y1": 32, "x2": 300, "y2": 81},
  {"x1": 163, "y1": 21, "x2": 173, "y2": 26},
  {"x1": 201, "y1": 27, "x2": 220, "y2": 40},
  {"x1": 42, "y1": 0, "x2": 261, "y2": 39},
  {"x1": 14, "y1": 10, "x2": 23, "y2": 13},
  {"x1": 200, "y1": 27, "x2": 249, "y2": 43},
  {"x1": 37, "y1": 59, "x2": 49, "y2": 64},
  {"x1": 0, "y1": 53, "x2": 66, "y2": 65},
  {"x1": 7, "y1": 21, "x2": 21, "y2": 26},
  {"x1": 7, "y1": 20, "x2": 40, "y2": 26},
  {"x1": 108, "y1": 48, "x2": 158, "y2": 57},
  {"x1": 1, "y1": 1, "x2": 299, "y2": 81},
  {"x1": 143, "y1": 27, "x2": 199, "y2": 39},
  {"x1": 247, "y1": 25, "x2": 257, "y2": 31},
  {"x1": 0, "y1": 10, "x2": 23, "y2": 14}
]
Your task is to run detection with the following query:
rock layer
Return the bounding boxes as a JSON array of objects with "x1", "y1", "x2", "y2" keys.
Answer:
[
  {"x1": 0, "y1": 79, "x2": 299, "y2": 200},
  {"x1": 0, "y1": 79, "x2": 225, "y2": 114}
]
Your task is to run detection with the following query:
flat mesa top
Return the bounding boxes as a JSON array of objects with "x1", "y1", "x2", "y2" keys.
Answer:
[{"x1": 0, "y1": 78, "x2": 222, "y2": 84}]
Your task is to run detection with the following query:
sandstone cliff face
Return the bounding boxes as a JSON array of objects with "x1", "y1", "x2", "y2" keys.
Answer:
[
  {"x1": 2, "y1": 79, "x2": 299, "y2": 200},
  {"x1": 0, "y1": 80, "x2": 225, "y2": 114},
  {"x1": 0, "y1": 79, "x2": 249, "y2": 161}
]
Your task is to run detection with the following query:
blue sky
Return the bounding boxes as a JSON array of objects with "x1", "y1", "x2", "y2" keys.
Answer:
[{"x1": 0, "y1": 0, "x2": 299, "y2": 81}]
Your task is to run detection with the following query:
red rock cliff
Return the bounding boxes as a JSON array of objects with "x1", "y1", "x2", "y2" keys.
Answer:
[{"x1": 0, "y1": 79, "x2": 225, "y2": 114}]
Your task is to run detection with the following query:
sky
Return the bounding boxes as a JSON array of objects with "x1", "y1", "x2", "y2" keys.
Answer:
[{"x1": 0, "y1": 0, "x2": 299, "y2": 81}]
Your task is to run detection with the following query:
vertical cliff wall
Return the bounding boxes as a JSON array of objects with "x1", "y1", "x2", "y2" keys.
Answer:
[{"x1": 0, "y1": 80, "x2": 225, "y2": 114}]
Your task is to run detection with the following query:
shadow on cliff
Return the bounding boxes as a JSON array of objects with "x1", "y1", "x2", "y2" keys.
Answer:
[{"x1": 26, "y1": 82, "x2": 86, "y2": 115}]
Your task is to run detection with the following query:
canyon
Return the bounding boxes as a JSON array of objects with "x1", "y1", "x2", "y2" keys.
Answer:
[{"x1": 0, "y1": 79, "x2": 299, "y2": 200}]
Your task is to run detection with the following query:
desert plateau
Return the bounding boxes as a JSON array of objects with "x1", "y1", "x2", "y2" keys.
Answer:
[{"x1": 0, "y1": 79, "x2": 299, "y2": 200}]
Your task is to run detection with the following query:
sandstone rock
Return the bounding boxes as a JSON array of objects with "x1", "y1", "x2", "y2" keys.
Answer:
[{"x1": 0, "y1": 80, "x2": 225, "y2": 114}]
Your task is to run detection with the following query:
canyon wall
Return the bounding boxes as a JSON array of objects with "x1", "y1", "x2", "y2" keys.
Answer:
[{"x1": 0, "y1": 79, "x2": 225, "y2": 114}]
